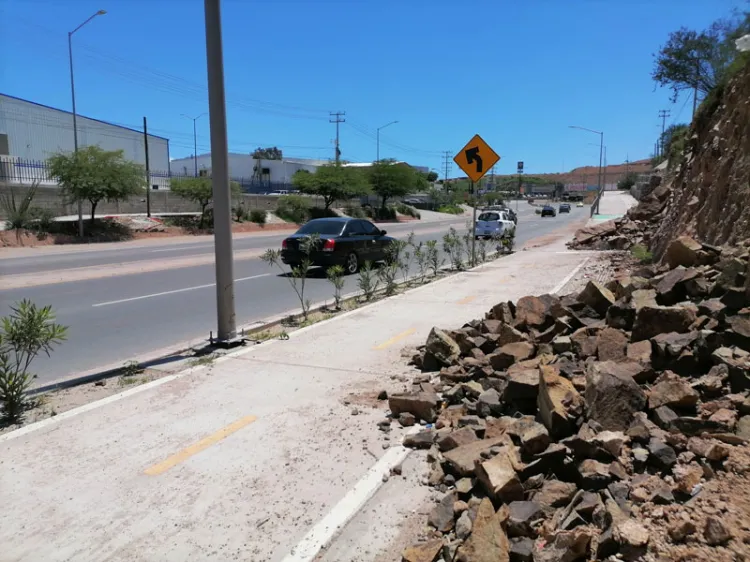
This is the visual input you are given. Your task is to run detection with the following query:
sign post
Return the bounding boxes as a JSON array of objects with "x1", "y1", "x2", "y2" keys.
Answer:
[{"x1": 453, "y1": 134, "x2": 500, "y2": 266}]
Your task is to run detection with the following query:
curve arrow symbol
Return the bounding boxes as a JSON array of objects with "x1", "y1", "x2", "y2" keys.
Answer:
[{"x1": 465, "y1": 147, "x2": 483, "y2": 174}]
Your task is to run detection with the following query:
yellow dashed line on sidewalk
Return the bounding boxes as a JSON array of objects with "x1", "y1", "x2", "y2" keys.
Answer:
[
  {"x1": 457, "y1": 295, "x2": 476, "y2": 304},
  {"x1": 144, "y1": 415, "x2": 257, "y2": 476},
  {"x1": 373, "y1": 328, "x2": 416, "y2": 350}
]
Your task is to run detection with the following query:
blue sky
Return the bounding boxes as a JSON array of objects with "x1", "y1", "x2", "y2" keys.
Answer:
[{"x1": 1, "y1": 0, "x2": 745, "y2": 176}]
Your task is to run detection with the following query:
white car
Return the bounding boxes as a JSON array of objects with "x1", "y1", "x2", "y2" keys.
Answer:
[{"x1": 475, "y1": 210, "x2": 515, "y2": 240}]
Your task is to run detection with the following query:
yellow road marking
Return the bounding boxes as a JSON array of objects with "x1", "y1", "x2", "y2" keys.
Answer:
[
  {"x1": 373, "y1": 328, "x2": 416, "y2": 350},
  {"x1": 144, "y1": 415, "x2": 257, "y2": 476},
  {"x1": 457, "y1": 295, "x2": 476, "y2": 305}
]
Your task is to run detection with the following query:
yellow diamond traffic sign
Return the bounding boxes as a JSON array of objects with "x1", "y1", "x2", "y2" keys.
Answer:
[{"x1": 453, "y1": 134, "x2": 500, "y2": 183}]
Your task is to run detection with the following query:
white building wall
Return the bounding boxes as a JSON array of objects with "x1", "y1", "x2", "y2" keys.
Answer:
[
  {"x1": 168, "y1": 153, "x2": 330, "y2": 183},
  {"x1": 0, "y1": 94, "x2": 170, "y2": 171}
]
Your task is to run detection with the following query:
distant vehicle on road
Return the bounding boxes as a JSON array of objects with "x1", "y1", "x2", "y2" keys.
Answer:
[
  {"x1": 558, "y1": 203, "x2": 571, "y2": 213},
  {"x1": 281, "y1": 217, "x2": 395, "y2": 274},
  {"x1": 475, "y1": 210, "x2": 516, "y2": 240},
  {"x1": 541, "y1": 205, "x2": 557, "y2": 217},
  {"x1": 577, "y1": 201, "x2": 584, "y2": 208}
]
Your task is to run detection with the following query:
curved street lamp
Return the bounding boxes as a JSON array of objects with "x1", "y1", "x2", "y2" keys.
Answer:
[
  {"x1": 181, "y1": 113, "x2": 207, "y2": 176},
  {"x1": 69, "y1": 9, "x2": 106, "y2": 237},
  {"x1": 569, "y1": 125, "x2": 604, "y2": 214},
  {"x1": 376, "y1": 120, "x2": 398, "y2": 163}
]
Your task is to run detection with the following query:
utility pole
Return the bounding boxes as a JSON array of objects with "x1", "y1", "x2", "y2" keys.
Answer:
[
  {"x1": 204, "y1": 0, "x2": 236, "y2": 343},
  {"x1": 442, "y1": 151, "x2": 451, "y2": 183},
  {"x1": 181, "y1": 113, "x2": 206, "y2": 176},
  {"x1": 658, "y1": 109, "x2": 670, "y2": 157},
  {"x1": 143, "y1": 116, "x2": 151, "y2": 217},
  {"x1": 330, "y1": 111, "x2": 345, "y2": 164}
]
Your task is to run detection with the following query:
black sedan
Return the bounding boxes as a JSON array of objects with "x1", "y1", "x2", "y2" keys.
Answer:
[
  {"x1": 541, "y1": 205, "x2": 557, "y2": 217},
  {"x1": 280, "y1": 217, "x2": 395, "y2": 274}
]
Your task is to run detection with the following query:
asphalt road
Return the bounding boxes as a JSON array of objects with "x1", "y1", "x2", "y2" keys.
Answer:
[{"x1": 0, "y1": 204, "x2": 586, "y2": 383}]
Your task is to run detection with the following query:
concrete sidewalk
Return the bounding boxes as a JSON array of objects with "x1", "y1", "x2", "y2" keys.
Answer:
[
  {"x1": 592, "y1": 190, "x2": 638, "y2": 222},
  {"x1": 0, "y1": 239, "x2": 593, "y2": 562}
]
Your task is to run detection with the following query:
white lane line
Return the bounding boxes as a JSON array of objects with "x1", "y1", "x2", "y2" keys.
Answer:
[
  {"x1": 280, "y1": 433, "x2": 416, "y2": 562},
  {"x1": 552, "y1": 258, "x2": 589, "y2": 294},
  {"x1": 92, "y1": 273, "x2": 271, "y2": 307},
  {"x1": 150, "y1": 245, "x2": 212, "y2": 253}
]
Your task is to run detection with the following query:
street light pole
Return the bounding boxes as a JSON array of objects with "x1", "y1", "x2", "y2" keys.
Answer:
[
  {"x1": 376, "y1": 120, "x2": 398, "y2": 162},
  {"x1": 204, "y1": 0, "x2": 236, "y2": 343},
  {"x1": 569, "y1": 125, "x2": 604, "y2": 215},
  {"x1": 68, "y1": 9, "x2": 106, "y2": 237},
  {"x1": 181, "y1": 113, "x2": 206, "y2": 176}
]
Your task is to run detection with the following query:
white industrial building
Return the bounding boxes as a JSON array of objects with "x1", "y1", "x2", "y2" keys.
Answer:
[
  {"x1": 169, "y1": 153, "x2": 330, "y2": 184},
  {"x1": 0, "y1": 93, "x2": 170, "y2": 187}
]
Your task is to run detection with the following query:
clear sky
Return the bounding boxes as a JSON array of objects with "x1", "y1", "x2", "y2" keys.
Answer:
[{"x1": 1, "y1": 0, "x2": 745, "y2": 176}]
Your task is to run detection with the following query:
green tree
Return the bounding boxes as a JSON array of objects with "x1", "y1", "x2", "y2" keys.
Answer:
[
  {"x1": 653, "y1": 13, "x2": 750, "y2": 102},
  {"x1": 48, "y1": 146, "x2": 145, "y2": 224},
  {"x1": 292, "y1": 164, "x2": 370, "y2": 210},
  {"x1": 426, "y1": 171, "x2": 439, "y2": 182},
  {"x1": 368, "y1": 160, "x2": 424, "y2": 209},
  {"x1": 251, "y1": 147, "x2": 282, "y2": 160},
  {"x1": 170, "y1": 176, "x2": 241, "y2": 228}
]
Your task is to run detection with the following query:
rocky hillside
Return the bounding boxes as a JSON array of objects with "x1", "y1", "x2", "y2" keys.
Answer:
[{"x1": 640, "y1": 60, "x2": 750, "y2": 261}]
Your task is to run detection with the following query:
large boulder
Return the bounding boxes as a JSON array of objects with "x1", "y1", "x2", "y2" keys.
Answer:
[
  {"x1": 632, "y1": 305, "x2": 696, "y2": 341},
  {"x1": 577, "y1": 281, "x2": 616, "y2": 317},
  {"x1": 489, "y1": 342, "x2": 536, "y2": 370},
  {"x1": 666, "y1": 236, "x2": 703, "y2": 268},
  {"x1": 475, "y1": 449, "x2": 524, "y2": 503},
  {"x1": 648, "y1": 371, "x2": 699, "y2": 409},
  {"x1": 425, "y1": 327, "x2": 461, "y2": 367},
  {"x1": 596, "y1": 327, "x2": 629, "y2": 362},
  {"x1": 389, "y1": 392, "x2": 439, "y2": 423},
  {"x1": 537, "y1": 365, "x2": 583, "y2": 439},
  {"x1": 455, "y1": 498, "x2": 510, "y2": 562},
  {"x1": 585, "y1": 362, "x2": 647, "y2": 431}
]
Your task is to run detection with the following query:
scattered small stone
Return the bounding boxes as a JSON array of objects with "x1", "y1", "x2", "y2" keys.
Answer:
[
  {"x1": 398, "y1": 412, "x2": 416, "y2": 427},
  {"x1": 704, "y1": 515, "x2": 733, "y2": 546},
  {"x1": 351, "y1": 408, "x2": 360, "y2": 416},
  {"x1": 377, "y1": 390, "x2": 388, "y2": 400}
]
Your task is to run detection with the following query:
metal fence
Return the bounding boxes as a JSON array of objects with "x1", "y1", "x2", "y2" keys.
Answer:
[{"x1": 0, "y1": 157, "x2": 295, "y2": 194}]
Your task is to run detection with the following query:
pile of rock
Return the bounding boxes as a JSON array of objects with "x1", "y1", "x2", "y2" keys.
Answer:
[
  {"x1": 388, "y1": 236, "x2": 750, "y2": 562},
  {"x1": 568, "y1": 178, "x2": 672, "y2": 252}
]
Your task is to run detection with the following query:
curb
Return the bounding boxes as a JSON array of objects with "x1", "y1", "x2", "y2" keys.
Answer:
[{"x1": 30, "y1": 242, "x2": 514, "y2": 396}]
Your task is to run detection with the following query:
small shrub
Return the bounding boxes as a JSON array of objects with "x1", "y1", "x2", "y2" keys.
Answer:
[
  {"x1": 0, "y1": 300, "x2": 67, "y2": 423},
  {"x1": 371, "y1": 206, "x2": 397, "y2": 221},
  {"x1": 631, "y1": 244, "x2": 653, "y2": 264},
  {"x1": 249, "y1": 209, "x2": 267, "y2": 225},
  {"x1": 276, "y1": 194, "x2": 311, "y2": 224},
  {"x1": 357, "y1": 261, "x2": 380, "y2": 301},
  {"x1": 344, "y1": 205, "x2": 367, "y2": 219},
  {"x1": 437, "y1": 204, "x2": 464, "y2": 215},
  {"x1": 262, "y1": 234, "x2": 319, "y2": 321},
  {"x1": 233, "y1": 205, "x2": 249, "y2": 222},
  {"x1": 29, "y1": 207, "x2": 56, "y2": 232},
  {"x1": 309, "y1": 207, "x2": 339, "y2": 220},
  {"x1": 396, "y1": 203, "x2": 421, "y2": 219},
  {"x1": 1, "y1": 183, "x2": 38, "y2": 231},
  {"x1": 425, "y1": 240, "x2": 443, "y2": 276},
  {"x1": 443, "y1": 227, "x2": 465, "y2": 270},
  {"x1": 413, "y1": 241, "x2": 428, "y2": 284},
  {"x1": 326, "y1": 265, "x2": 345, "y2": 309}
]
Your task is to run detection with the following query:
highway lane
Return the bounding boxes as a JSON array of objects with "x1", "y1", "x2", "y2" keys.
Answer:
[
  {"x1": 0, "y1": 216, "x2": 468, "y2": 277},
  {"x1": 0, "y1": 205, "x2": 585, "y2": 383}
]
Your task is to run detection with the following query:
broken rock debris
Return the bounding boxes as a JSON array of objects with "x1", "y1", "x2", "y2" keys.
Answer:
[{"x1": 395, "y1": 238, "x2": 750, "y2": 561}]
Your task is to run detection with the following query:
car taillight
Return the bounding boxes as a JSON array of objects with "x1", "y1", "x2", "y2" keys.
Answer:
[
  {"x1": 282, "y1": 239, "x2": 288, "y2": 249},
  {"x1": 322, "y1": 239, "x2": 335, "y2": 252}
]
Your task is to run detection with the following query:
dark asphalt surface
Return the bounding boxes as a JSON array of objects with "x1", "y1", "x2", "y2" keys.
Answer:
[{"x1": 0, "y1": 205, "x2": 586, "y2": 383}]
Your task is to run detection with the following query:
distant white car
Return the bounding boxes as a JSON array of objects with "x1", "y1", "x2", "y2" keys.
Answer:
[{"x1": 475, "y1": 210, "x2": 515, "y2": 240}]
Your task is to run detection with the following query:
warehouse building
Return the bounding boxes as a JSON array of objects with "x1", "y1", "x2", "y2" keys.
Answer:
[{"x1": 0, "y1": 93, "x2": 170, "y2": 186}]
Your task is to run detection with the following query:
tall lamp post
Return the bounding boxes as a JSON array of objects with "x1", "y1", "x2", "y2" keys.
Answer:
[
  {"x1": 181, "y1": 113, "x2": 206, "y2": 176},
  {"x1": 69, "y1": 9, "x2": 106, "y2": 237},
  {"x1": 569, "y1": 125, "x2": 604, "y2": 214},
  {"x1": 376, "y1": 120, "x2": 398, "y2": 162}
]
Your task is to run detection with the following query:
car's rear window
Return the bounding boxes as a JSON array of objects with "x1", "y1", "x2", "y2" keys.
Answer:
[
  {"x1": 296, "y1": 220, "x2": 345, "y2": 235},
  {"x1": 478, "y1": 212, "x2": 500, "y2": 221}
]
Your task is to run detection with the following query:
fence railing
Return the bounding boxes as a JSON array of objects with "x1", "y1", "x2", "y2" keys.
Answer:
[{"x1": 0, "y1": 157, "x2": 295, "y2": 194}]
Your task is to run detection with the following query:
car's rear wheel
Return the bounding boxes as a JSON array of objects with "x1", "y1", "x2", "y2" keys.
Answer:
[{"x1": 345, "y1": 252, "x2": 359, "y2": 275}]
